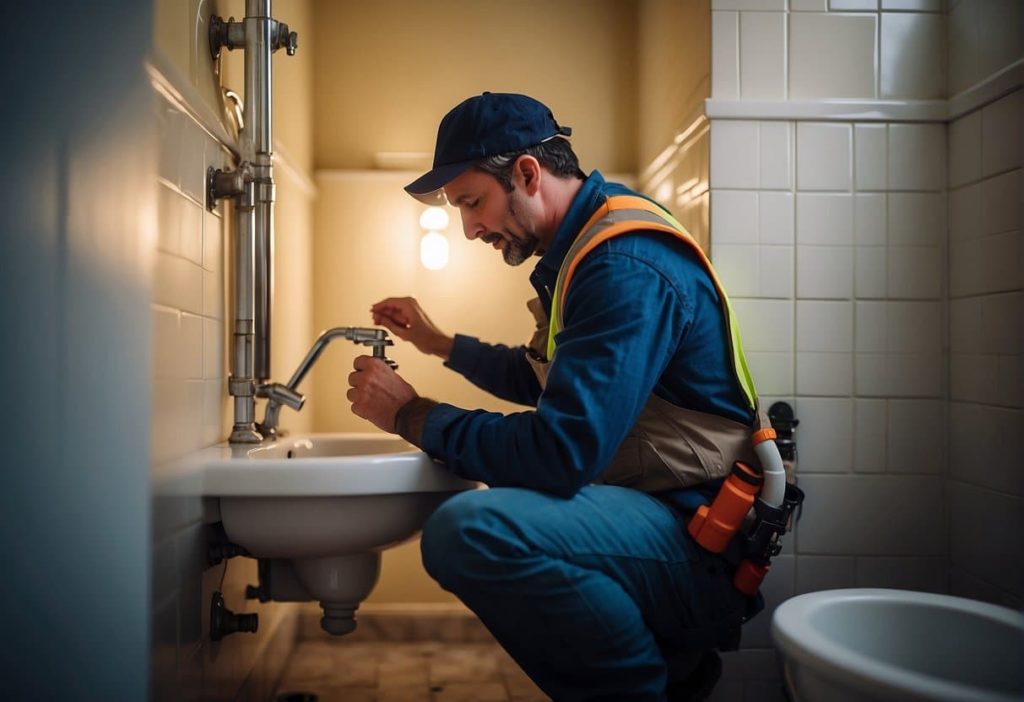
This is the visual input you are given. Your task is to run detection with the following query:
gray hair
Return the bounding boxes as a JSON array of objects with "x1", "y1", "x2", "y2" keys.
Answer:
[{"x1": 475, "y1": 137, "x2": 585, "y2": 192}]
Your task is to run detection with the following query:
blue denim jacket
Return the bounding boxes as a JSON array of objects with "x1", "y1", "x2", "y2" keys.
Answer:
[{"x1": 421, "y1": 171, "x2": 753, "y2": 501}]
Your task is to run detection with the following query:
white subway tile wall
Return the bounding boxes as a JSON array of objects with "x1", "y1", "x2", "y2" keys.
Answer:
[
  {"x1": 854, "y1": 125, "x2": 887, "y2": 191},
  {"x1": 791, "y1": 0, "x2": 828, "y2": 10},
  {"x1": 888, "y1": 123, "x2": 946, "y2": 191},
  {"x1": 879, "y1": 12, "x2": 945, "y2": 99},
  {"x1": 706, "y1": 2, "x2": 1023, "y2": 677},
  {"x1": 759, "y1": 122, "x2": 794, "y2": 190},
  {"x1": 796, "y1": 193, "x2": 854, "y2": 245},
  {"x1": 661, "y1": 5, "x2": 1020, "y2": 699},
  {"x1": 152, "y1": 108, "x2": 229, "y2": 467},
  {"x1": 712, "y1": 11, "x2": 741, "y2": 99},
  {"x1": 789, "y1": 13, "x2": 877, "y2": 98},
  {"x1": 853, "y1": 398, "x2": 887, "y2": 472},
  {"x1": 734, "y1": 299, "x2": 795, "y2": 353},
  {"x1": 796, "y1": 244, "x2": 854, "y2": 298},
  {"x1": 796, "y1": 124, "x2": 852, "y2": 192},
  {"x1": 710, "y1": 120, "x2": 759, "y2": 188},
  {"x1": 759, "y1": 192, "x2": 795, "y2": 244},
  {"x1": 796, "y1": 474, "x2": 945, "y2": 554},
  {"x1": 796, "y1": 397, "x2": 853, "y2": 471},
  {"x1": 795, "y1": 555, "x2": 857, "y2": 594},
  {"x1": 948, "y1": 0, "x2": 1024, "y2": 95},
  {"x1": 740, "y1": 12, "x2": 787, "y2": 99}
]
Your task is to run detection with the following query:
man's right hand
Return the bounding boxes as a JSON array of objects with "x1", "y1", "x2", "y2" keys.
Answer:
[{"x1": 371, "y1": 297, "x2": 454, "y2": 360}]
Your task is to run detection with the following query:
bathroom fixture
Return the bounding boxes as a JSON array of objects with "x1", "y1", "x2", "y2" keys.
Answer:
[
  {"x1": 210, "y1": 591, "x2": 258, "y2": 641},
  {"x1": 767, "y1": 401, "x2": 798, "y2": 463},
  {"x1": 257, "y1": 327, "x2": 398, "y2": 439},
  {"x1": 206, "y1": 0, "x2": 298, "y2": 444},
  {"x1": 772, "y1": 588, "x2": 1024, "y2": 701},
  {"x1": 203, "y1": 433, "x2": 476, "y2": 635},
  {"x1": 206, "y1": 521, "x2": 250, "y2": 567},
  {"x1": 419, "y1": 206, "x2": 450, "y2": 270}
]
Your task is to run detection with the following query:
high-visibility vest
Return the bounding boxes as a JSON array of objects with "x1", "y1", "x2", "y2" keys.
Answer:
[{"x1": 547, "y1": 195, "x2": 758, "y2": 412}]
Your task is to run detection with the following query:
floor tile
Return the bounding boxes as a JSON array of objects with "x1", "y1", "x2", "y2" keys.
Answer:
[
  {"x1": 431, "y1": 681, "x2": 508, "y2": 702},
  {"x1": 273, "y1": 639, "x2": 551, "y2": 702}
]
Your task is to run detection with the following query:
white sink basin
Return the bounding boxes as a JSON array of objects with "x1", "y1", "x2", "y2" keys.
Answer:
[
  {"x1": 201, "y1": 432, "x2": 476, "y2": 635},
  {"x1": 204, "y1": 432, "x2": 472, "y2": 497}
]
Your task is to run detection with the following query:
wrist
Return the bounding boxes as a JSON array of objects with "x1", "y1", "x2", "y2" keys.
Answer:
[
  {"x1": 431, "y1": 335, "x2": 454, "y2": 360},
  {"x1": 394, "y1": 397, "x2": 439, "y2": 447}
]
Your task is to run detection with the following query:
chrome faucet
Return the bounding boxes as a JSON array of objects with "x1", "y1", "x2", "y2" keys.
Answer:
[{"x1": 256, "y1": 327, "x2": 398, "y2": 439}]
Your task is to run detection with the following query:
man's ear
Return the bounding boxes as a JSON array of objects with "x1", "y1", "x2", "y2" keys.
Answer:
[{"x1": 514, "y1": 155, "x2": 542, "y2": 196}]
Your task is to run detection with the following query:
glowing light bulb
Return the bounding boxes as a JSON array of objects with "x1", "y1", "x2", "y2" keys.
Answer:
[
  {"x1": 419, "y1": 206, "x2": 450, "y2": 231},
  {"x1": 420, "y1": 230, "x2": 449, "y2": 270}
]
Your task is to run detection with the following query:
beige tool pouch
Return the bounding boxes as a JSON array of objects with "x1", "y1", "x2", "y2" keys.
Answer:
[{"x1": 524, "y1": 297, "x2": 765, "y2": 493}]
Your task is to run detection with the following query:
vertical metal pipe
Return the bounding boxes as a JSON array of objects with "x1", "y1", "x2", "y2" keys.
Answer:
[
  {"x1": 228, "y1": 0, "x2": 273, "y2": 442},
  {"x1": 246, "y1": 0, "x2": 274, "y2": 382},
  {"x1": 229, "y1": 176, "x2": 260, "y2": 443}
]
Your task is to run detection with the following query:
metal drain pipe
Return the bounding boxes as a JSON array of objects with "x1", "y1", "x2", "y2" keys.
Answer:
[
  {"x1": 245, "y1": 0, "x2": 275, "y2": 386},
  {"x1": 208, "y1": 0, "x2": 297, "y2": 443}
]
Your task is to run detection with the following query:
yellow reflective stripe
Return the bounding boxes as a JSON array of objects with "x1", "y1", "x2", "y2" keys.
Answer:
[
  {"x1": 604, "y1": 195, "x2": 688, "y2": 231},
  {"x1": 725, "y1": 296, "x2": 758, "y2": 411},
  {"x1": 547, "y1": 198, "x2": 759, "y2": 411}
]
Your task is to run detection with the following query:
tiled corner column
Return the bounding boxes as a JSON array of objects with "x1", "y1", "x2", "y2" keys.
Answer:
[{"x1": 946, "y1": 89, "x2": 1023, "y2": 608}]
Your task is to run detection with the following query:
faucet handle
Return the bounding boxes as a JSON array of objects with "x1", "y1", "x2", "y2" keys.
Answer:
[
  {"x1": 259, "y1": 382, "x2": 305, "y2": 411},
  {"x1": 343, "y1": 328, "x2": 399, "y2": 370},
  {"x1": 369, "y1": 338, "x2": 398, "y2": 371}
]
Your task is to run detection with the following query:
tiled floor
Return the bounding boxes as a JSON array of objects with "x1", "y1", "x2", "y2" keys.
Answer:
[{"x1": 272, "y1": 640, "x2": 551, "y2": 702}]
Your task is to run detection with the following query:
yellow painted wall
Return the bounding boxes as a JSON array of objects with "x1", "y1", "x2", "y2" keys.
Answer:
[
  {"x1": 637, "y1": 0, "x2": 711, "y2": 252},
  {"x1": 636, "y1": 0, "x2": 710, "y2": 171},
  {"x1": 312, "y1": 0, "x2": 639, "y2": 174}
]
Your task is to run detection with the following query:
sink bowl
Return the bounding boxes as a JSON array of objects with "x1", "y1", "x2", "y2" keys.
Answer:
[{"x1": 202, "y1": 432, "x2": 476, "y2": 634}]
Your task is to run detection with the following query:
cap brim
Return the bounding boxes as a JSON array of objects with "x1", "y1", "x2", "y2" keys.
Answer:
[{"x1": 404, "y1": 160, "x2": 474, "y2": 205}]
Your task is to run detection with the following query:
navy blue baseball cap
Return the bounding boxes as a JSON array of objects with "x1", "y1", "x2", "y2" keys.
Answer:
[{"x1": 405, "y1": 92, "x2": 572, "y2": 204}]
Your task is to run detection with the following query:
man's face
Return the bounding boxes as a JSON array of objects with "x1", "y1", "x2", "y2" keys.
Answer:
[{"x1": 443, "y1": 168, "x2": 540, "y2": 266}]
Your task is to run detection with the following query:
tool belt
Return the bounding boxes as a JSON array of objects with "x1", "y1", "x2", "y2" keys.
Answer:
[{"x1": 688, "y1": 460, "x2": 804, "y2": 596}]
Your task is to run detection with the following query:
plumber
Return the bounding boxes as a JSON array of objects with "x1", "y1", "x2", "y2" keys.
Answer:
[{"x1": 347, "y1": 92, "x2": 769, "y2": 702}]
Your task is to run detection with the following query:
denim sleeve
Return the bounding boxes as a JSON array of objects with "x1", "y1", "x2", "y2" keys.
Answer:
[
  {"x1": 421, "y1": 250, "x2": 691, "y2": 497},
  {"x1": 443, "y1": 334, "x2": 542, "y2": 407}
]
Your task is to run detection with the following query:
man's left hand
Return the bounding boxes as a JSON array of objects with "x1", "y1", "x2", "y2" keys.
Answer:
[{"x1": 347, "y1": 355, "x2": 418, "y2": 433}]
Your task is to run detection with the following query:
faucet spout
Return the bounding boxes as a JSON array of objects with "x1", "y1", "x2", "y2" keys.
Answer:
[{"x1": 256, "y1": 327, "x2": 398, "y2": 439}]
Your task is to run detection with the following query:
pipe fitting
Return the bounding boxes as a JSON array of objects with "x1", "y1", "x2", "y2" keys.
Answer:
[
  {"x1": 210, "y1": 591, "x2": 258, "y2": 641},
  {"x1": 209, "y1": 15, "x2": 246, "y2": 60}
]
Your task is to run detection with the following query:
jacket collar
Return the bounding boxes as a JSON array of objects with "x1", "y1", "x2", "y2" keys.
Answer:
[{"x1": 529, "y1": 170, "x2": 607, "y2": 307}]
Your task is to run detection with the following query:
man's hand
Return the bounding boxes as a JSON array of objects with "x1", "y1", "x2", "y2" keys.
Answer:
[
  {"x1": 371, "y1": 297, "x2": 454, "y2": 360},
  {"x1": 347, "y1": 355, "x2": 418, "y2": 433}
]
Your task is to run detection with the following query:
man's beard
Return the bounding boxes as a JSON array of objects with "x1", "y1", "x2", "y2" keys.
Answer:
[{"x1": 494, "y1": 189, "x2": 539, "y2": 266}]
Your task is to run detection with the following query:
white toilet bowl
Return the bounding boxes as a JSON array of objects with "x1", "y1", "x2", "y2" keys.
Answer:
[{"x1": 772, "y1": 588, "x2": 1024, "y2": 702}]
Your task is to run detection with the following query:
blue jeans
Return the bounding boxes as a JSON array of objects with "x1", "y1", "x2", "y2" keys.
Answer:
[{"x1": 420, "y1": 486, "x2": 759, "y2": 702}]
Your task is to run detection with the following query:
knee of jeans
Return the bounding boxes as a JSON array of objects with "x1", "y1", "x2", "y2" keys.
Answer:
[{"x1": 420, "y1": 490, "x2": 508, "y2": 589}]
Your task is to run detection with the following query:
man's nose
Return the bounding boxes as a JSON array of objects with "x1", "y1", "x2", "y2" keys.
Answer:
[{"x1": 462, "y1": 217, "x2": 484, "y2": 241}]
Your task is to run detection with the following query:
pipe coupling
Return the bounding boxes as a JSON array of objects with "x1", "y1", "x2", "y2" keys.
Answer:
[
  {"x1": 254, "y1": 179, "x2": 276, "y2": 203},
  {"x1": 229, "y1": 377, "x2": 256, "y2": 397}
]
